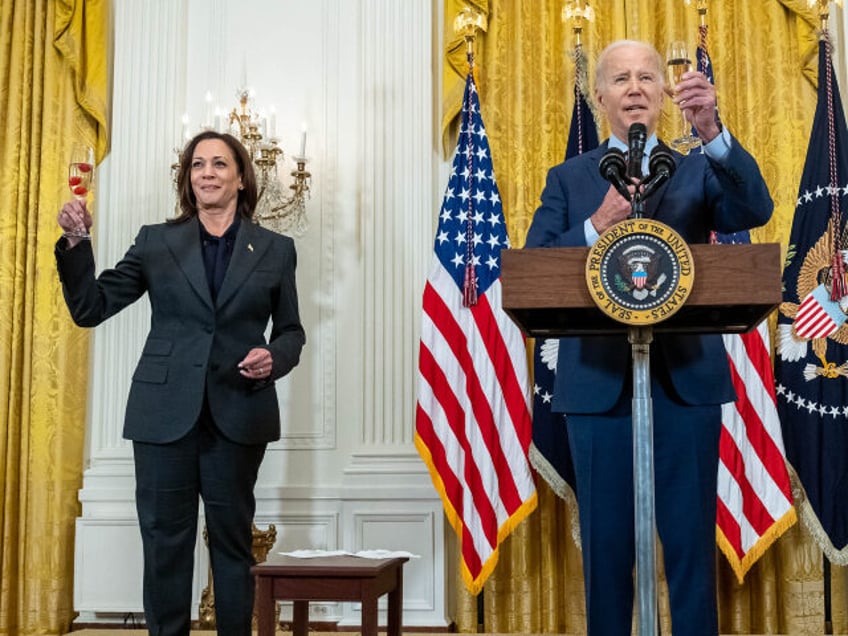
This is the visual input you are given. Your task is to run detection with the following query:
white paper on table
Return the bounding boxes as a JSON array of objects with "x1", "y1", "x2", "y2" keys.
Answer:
[{"x1": 279, "y1": 549, "x2": 419, "y2": 559}]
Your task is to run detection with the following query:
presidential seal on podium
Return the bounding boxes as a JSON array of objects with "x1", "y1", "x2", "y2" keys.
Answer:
[{"x1": 585, "y1": 219, "x2": 695, "y2": 326}]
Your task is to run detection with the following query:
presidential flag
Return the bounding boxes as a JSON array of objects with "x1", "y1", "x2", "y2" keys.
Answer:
[
  {"x1": 775, "y1": 35, "x2": 848, "y2": 564},
  {"x1": 415, "y1": 68, "x2": 538, "y2": 594},
  {"x1": 529, "y1": 44, "x2": 597, "y2": 513},
  {"x1": 700, "y1": 24, "x2": 796, "y2": 582}
]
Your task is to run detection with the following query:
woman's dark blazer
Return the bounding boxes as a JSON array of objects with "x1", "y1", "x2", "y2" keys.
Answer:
[{"x1": 56, "y1": 215, "x2": 305, "y2": 445}]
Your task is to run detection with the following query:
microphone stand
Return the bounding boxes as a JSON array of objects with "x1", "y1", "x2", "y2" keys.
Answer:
[
  {"x1": 599, "y1": 144, "x2": 661, "y2": 634},
  {"x1": 630, "y1": 190, "x2": 645, "y2": 219},
  {"x1": 627, "y1": 170, "x2": 654, "y2": 636},
  {"x1": 631, "y1": 321, "x2": 656, "y2": 636}
]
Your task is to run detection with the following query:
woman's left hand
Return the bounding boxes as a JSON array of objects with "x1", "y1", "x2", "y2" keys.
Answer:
[{"x1": 238, "y1": 348, "x2": 273, "y2": 380}]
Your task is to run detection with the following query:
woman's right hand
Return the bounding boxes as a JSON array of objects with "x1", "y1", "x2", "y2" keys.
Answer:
[{"x1": 58, "y1": 199, "x2": 93, "y2": 248}]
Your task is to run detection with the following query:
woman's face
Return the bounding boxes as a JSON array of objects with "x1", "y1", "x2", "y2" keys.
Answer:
[{"x1": 190, "y1": 138, "x2": 243, "y2": 213}]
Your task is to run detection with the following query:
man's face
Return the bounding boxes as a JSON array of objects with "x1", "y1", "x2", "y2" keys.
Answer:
[{"x1": 595, "y1": 44, "x2": 665, "y2": 141}]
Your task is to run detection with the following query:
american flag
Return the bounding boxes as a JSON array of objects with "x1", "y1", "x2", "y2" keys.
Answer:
[
  {"x1": 717, "y1": 317, "x2": 797, "y2": 582},
  {"x1": 697, "y1": 25, "x2": 796, "y2": 582},
  {"x1": 415, "y1": 69, "x2": 537, "y2": 595}
]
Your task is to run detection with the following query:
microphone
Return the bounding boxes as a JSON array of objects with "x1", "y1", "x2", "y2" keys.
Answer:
[
  {"x1": 599, "y1": 148, "x2": 631, "y2": 201},
  {"x1": 640, "y1": 147, "x2": 676, "y2": 200},
  {"x1": 627, "y1": 122, "x2": 647, "y2": 180}
]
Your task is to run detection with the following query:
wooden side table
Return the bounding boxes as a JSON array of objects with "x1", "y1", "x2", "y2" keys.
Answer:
[{"x1": 251, "y1": 554, "x2": 409, "y2": 636}]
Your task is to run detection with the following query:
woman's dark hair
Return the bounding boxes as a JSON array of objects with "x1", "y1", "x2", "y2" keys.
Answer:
[{"x1": 170, "y1": 130, "x2": 258, "y2": 223}]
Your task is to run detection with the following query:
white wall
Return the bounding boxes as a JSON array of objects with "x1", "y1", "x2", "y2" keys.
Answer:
[{"x1": 75, "y1": 0, "x2": 448, "y2": 628}]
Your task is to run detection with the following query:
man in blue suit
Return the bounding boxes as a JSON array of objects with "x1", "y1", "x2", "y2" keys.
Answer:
[{"x1": 525, "y1": 40, "x2": 772, "y2": 634}]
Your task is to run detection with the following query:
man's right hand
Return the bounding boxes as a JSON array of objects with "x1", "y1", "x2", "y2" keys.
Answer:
[{"x1": 589, "y1": 184, "x2": 635, "y2": 234}]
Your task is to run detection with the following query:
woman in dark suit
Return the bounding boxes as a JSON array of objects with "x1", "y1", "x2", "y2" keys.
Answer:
[{"x1": 56, "y1": 130, "x2": 305, "y2": 636}]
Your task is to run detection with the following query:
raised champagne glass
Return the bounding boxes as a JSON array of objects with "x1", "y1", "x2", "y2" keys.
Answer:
[
  {"x1": 68, "y1": 144, "x2": 95, "y2": 201},
  {"x1": 665, "y1": 41, "x2": 700, "y2": 153}
]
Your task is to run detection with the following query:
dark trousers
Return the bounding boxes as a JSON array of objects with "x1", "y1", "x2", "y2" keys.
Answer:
[
  {"x1": 133, "y1": 402, "x2": 266, "y2": 636},
  {"x1": 567, "y1": 370, "x2": 722, "y2": 636}
]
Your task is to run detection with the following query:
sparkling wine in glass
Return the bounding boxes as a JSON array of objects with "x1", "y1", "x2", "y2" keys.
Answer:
[
  {"x1": 665, "y1": 41, "x2": 700, "y2": 153},
  {"x1": 68, "y1": 144, "x2": 95, "y2": 201}
]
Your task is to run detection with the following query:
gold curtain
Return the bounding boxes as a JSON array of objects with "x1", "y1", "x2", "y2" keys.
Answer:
[
  {"x1": 0, "y1": 1, "x2": 109, "y2": 634},
  {"x1": 444, "y1": 0, "x2": 848, "y2": 633}
]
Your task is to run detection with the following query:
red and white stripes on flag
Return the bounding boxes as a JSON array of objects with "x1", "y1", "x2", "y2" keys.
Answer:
[
  {"x1": 415, "y1": 70, "x2": 536, "y2": 595},
  {"x1": 417, "y1": 268, "x2": 537, "y2": 593},
  {"x1": 717, "y1": 322, "x2": 796, "y2": 582},
  {"x1": 701, "y1": 17, "x2": 795, "y2": 579}
]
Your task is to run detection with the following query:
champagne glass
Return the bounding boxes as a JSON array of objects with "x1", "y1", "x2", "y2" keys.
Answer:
[
  {"x1": 68, "y1": 144, "x2": 95, "y2": 201},
  {"x1": 665, "y1": 41, "x2": 700, "y2": 153}
]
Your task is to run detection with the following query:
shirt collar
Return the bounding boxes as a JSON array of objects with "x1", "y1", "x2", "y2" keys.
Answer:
[
  {"x1": 608, "y1": 132, "x2": 659, "y2": 157},
  {"x1": 609, "y1": 132, "x2": 658, "y2": 177},
  {"x1": 199, "y1": 214, "x2": 241, "y2": 241}
]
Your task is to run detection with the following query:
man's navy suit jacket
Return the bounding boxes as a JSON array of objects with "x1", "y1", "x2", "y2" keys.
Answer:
[
  {"x1": 56, "y1": 216, "x2": 305, "y2": 445},
  {"x1": 524, "y1": 137, "x2": 773, "y2": 414}
]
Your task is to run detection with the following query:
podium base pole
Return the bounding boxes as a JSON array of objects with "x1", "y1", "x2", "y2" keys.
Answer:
[{"x1": 629, "y1": 326, "x2": 657, "y2": 636}]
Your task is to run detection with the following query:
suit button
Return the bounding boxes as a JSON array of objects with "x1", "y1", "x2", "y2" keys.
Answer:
[
  {"x1": 205, "y1": 325, "x2": 213, "y2": 334},
  {"x1": 211, "y1": 363, "x2": 219, "y2": 371}
]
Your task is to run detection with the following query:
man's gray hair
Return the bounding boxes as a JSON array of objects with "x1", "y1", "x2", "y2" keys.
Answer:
[{"x1": 595, "y1": 40, "x2": 665, "y2": 91}]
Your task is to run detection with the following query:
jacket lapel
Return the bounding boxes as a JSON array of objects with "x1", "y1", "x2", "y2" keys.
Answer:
[
  {"x1": 215, "y1": 219, "x2": 272, "y2": 309},
  {"x1": 164, "y1": 217, "x2": 214, "y2": 310},
  {"x1": 585, "y1": 143, "x2": 612, "y2": 209},
  {"x1": 644, "y1": 141, "x2": 680, "y2": 219}
]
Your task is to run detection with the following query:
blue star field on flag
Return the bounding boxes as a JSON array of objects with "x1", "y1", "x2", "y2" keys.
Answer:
[{"x1": 435, "y1": 73, "x2": 510, "y2": 300}]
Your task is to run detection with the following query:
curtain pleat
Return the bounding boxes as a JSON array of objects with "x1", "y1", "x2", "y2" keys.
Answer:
[
  {"x1": 444, "y1": 0, "x2": 845, "y2": 633},
  {"x1": 0, "y1": 1, "x2": 109, "y2": 634}
]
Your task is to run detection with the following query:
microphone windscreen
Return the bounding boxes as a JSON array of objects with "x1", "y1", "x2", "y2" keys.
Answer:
[
  {"x1": 649, "y1": 147, "x2": 675, "y2": 177},
  {"x1": 628, "y1": 122, "x2": 647, "y2": 142},
  {"x1": 599, "y1": 147, "x2": 626, "y2": 180},
  {"x1": 627, "y1": 123, "x2": 647, "y2": 178},
  {"x1": 599, "y1": 148, "x2": 631, "y2": 201}
]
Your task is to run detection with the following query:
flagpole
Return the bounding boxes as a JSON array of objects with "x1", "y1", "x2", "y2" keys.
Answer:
[{"x1": 809, "y1": 1, "x2": 840, "y2": 628}]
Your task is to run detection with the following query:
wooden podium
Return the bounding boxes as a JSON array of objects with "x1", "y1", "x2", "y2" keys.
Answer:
[
  {"x1": 501, "y1": 243, "x2": 781, "y2": 337},
  {"x1": 501, "y1": 243, "x2": 782, "y2": 635}
]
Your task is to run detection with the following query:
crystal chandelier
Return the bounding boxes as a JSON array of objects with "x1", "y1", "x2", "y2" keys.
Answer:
[{"x1": 175, "y1": 88, "x2": 312, "y2": 237}]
